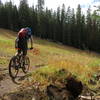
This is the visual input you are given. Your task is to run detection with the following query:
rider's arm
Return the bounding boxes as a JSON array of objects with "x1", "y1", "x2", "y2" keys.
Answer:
[{"x1": 30, "y1": 35, "x2": 33, "y2": 48}]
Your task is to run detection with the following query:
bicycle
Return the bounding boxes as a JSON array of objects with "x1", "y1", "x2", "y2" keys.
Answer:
[{"x1": 9, "y1": 48, "x2": 32, "y2": 78}]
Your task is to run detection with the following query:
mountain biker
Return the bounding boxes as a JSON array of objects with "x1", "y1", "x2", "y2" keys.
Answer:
[{"x1": 15, "y1": 27, "x2": 33, "y2": 57}]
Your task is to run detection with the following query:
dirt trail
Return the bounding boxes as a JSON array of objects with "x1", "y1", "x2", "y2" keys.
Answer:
[
  {"x1": 0, "y1": 66, "x2": 20, "y2": 97},
  {"x1": 0, "y1": 65, "x2": 36, "y2": 98},
  {"x1": 0, "y1": 47, "x2": 42, "y2": 98}
]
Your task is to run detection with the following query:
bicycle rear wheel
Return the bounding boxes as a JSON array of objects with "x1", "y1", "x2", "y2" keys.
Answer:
[
  {"x1": 22, "y1": 56, "x2": 30, "y2": 73},
  {"x1": 9, "y1": 56, "x2": 19, "y2": 78}
]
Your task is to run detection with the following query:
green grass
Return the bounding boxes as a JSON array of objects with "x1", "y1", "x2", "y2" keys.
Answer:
[
  {"x1": 0, "y1": 29, "x2": 16, "y2": 66},
  {"x1": 0, "y1": 28, "x2": 100, "y2": 90}
]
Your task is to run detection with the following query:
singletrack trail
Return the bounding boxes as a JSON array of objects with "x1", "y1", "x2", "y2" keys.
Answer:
[
  {"x1": 0, "y1": 65, "x2": 23, "y2": 97},
  {"x1": 0, "y1": 63, "x2": 36, "y2": 98}
]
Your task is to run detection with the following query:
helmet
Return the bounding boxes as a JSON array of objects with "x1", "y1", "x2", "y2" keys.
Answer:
[{"x1": 25, "y1": 27, "x2": 32, "y2": 36}]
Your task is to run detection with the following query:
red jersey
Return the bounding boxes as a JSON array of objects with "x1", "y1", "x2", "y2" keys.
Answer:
[{"x1": 18, "y1": 28, "x2": 28, "y2": 38}]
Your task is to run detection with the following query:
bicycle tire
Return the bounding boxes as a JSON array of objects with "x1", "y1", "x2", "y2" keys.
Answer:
[
  {"x1": 9, "y1": 56, "x2": 19, "y2": 78},
  {"x1": 22, "y1": 56, "x2": 30, "y2": 73}
]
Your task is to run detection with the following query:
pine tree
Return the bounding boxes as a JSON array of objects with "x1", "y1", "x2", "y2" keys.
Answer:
[
  {"x1": 37, "y1": 0, "x2": 45, "y2": 38},
  {"x1": 70, "y1": 8, "x2": 76, "y2": 46},
  {"x1": 61, "y1": 4, "x2": 66, "y2": 43},
  {"x1": 81, "y1": 15, "x2": 86, "y2": 49},
  {"x1": 12, "y1": 5, "x2": 19, "y2": 30},
  {"x1": 0, "y1": 0, "x2": 3, "y2": 27},
  {"x1": 30, "y1": 6, "x2": 38, "y2": 36},
  {"x1": 65, "y1": 6, "x2": 72, "y2": 45},
  {"x1": 86, "y1": 7, "x2": 92, "y2": 48},
  {"x1": 5, "y1": 1, "x2": 13, "y2": 29},
  {"x1": 0, "y1": 0, "x2": 2, "y2": 5},
  {"x1": 56, "y1": 6, "x2": 61, "y2": 42},
  {"x1": 38, "y1": 0, "x2": 44, "y2": 13},
  {"x1": 18, "y1": 0, "x2": 31, "y2": 28},
  {"x1": 76, "y1": 4, "x2": 82, "y2": 48}
]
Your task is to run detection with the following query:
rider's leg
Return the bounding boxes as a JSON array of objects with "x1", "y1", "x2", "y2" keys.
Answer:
[
  {"x1": 22, "y1": 38, "x2": 27, "y2": 65},
  {"x1": 21, "y1": 49, "x2": 27, "y2": 69},
  {"x1": 15, "y1": 49, "x2": 21, "y2": 57},
  {"x1": 15, "y1": 38, "x2": 21, "y2": 56},
  {"x1": 23, "y1": 39, "x2": 28, "y2": 62},
  {"x1": 14, "y1": 49, "x2": 21, "y2": 69},
  {"x1": 22, "y1": 49, "x2": 27, "y2": 64}
]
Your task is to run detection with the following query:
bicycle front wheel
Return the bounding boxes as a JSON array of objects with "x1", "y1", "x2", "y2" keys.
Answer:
[
  {"x1": 9, "y1": 56, "x2": 19, "y2": 78},
  {"x1": 22, "y1": 56, "x2": 30, "y2": 73}
]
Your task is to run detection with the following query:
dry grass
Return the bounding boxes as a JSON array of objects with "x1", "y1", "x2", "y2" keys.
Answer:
[{"x1": 0, "y1": 28, "x2": 100, "y2": 89}]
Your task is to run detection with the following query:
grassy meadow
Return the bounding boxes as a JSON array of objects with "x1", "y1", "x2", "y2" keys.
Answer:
[{"x1": 0, "y1": 28, "x2": 100, "y2": 90}]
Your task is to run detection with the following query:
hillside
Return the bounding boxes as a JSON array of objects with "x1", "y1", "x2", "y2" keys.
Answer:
[{"x1": 0, "y1": 28, "x2": 100, "y2": 100}]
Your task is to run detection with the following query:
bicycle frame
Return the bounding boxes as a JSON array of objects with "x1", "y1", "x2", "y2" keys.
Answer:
[{"x1": 9, "y1": 49, "x2": 30, "y2": 78}]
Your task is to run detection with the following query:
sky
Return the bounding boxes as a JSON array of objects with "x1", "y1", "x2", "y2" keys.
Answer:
[{"x1": 2, "y1": 0, "x2": 100, "y2": 13}]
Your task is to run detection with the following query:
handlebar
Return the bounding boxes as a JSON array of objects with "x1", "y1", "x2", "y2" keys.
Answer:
[
  {"x1": 15, "y1": 48, "x2": 33, "y2": 50},
  {"x1": 27, "y1": 47, "x2": 33, "y2": 50}
]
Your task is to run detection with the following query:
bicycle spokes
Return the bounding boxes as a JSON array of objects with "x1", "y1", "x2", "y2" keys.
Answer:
[
  {"x1": 9, "y1": 56, "x2": 19, "y2": 78},
  {"x1": 9, "y1": 55, "x2": 30, "y2": 79},
  {"x1": 22, "y1": 56, "x2": 30, "y2": 73}
]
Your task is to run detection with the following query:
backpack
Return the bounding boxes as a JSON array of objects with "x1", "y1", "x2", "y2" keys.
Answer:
[{"x1": 18, "y1": 28, "x2": 28, "y2": 39}]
